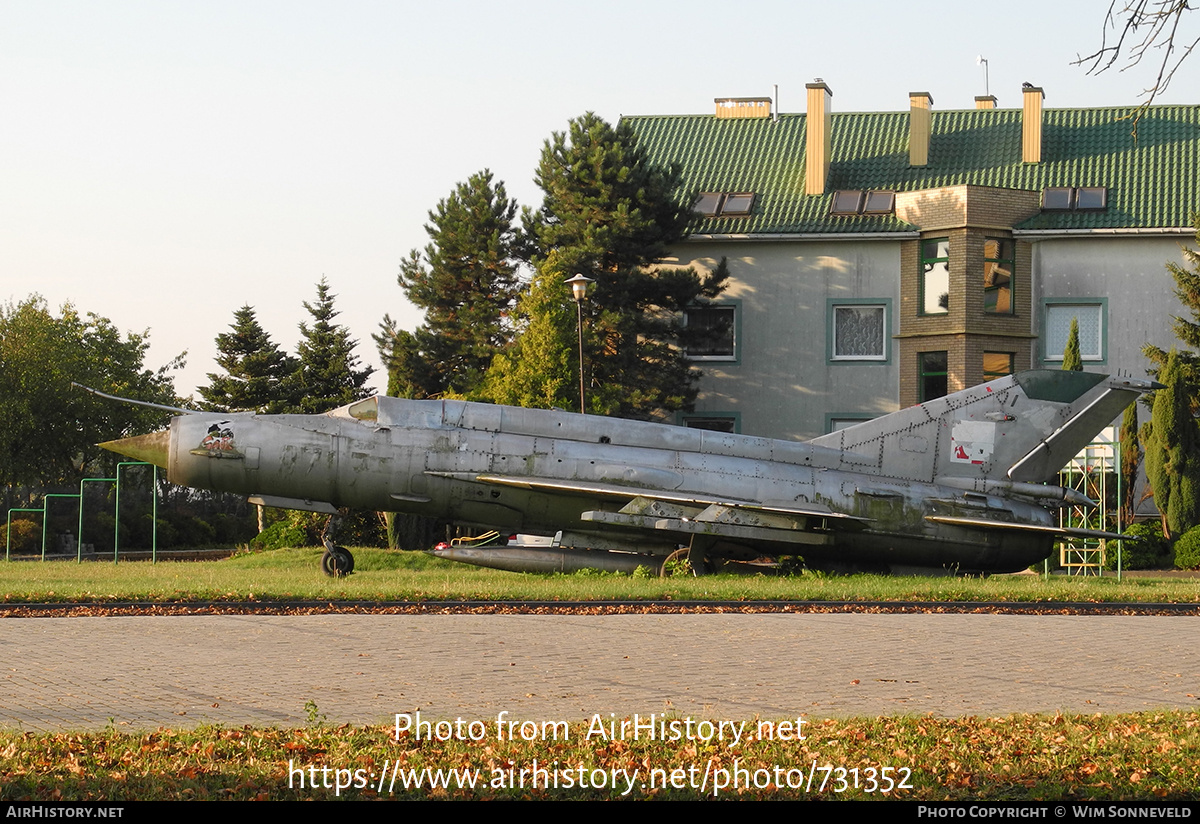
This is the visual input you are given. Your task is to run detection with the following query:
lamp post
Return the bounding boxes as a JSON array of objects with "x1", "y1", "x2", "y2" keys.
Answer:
[{"x1": 564, "y1": 273, "x2": 594, "y2": 414}]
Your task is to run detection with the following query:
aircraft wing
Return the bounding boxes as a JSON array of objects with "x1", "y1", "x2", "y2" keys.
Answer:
[
  {"x1": 925, "y1": 515, "x2": 1129, "y2": 542},
  {"x1": 428, "y1": 471, "x2": 866, "y2": 549}
]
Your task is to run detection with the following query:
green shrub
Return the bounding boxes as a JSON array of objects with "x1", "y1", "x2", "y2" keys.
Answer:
[
  {"x1": 4, "y1": 518, "x2": 40, "y2": 554},
  {"x1": 1106, "y1": 520, "x2": 1172, "y2": 570},
  {"x1": 1173, "y1": 524, "x2": 1200, "y2": 570},
  {"x1": 250, "y1": 520, "x2": 311, "y2": 551}
]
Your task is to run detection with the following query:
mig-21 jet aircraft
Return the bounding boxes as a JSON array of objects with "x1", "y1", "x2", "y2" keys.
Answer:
[{"x1": 94, "y1": 370, "x2": 1154, "y2": 576}]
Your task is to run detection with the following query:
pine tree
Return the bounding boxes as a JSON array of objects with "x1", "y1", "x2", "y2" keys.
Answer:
[
  {"x1": 293, "y1": 279, "x2": 373, "y2": 413},
  {"x1": 1141, "y1": 348, "x2": 1200, "y2": 541},
  {"x1": 487, "y1": 113, "x2": 726, "y2": 418},
  {"x1": 1062, "y1": 316, "x2": 1084, "y2": 371},
  {"x1": 376, "y1": 170, "x2": 520, "y2": 399},
  {"x1": 199, "y1": 305, "x2": 297, "y2": 413}
]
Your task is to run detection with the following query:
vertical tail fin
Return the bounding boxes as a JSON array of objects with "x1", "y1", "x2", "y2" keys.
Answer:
[{"x1": 809, "y1": 371, "x2": 1158, "y2": 485}]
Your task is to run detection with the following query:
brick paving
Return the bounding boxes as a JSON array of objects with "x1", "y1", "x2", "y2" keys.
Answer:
[{"x1": 1, "y1": 613, "x2": 1197, "y2": 731}]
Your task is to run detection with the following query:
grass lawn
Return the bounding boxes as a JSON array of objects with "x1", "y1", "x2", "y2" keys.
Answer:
[{"x1": 1, "y1": 546, "x2": 1197, "y2": 603}]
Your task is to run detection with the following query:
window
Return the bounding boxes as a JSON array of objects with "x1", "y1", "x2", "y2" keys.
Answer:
[
  {"x1": 693, "y1": 192, "x2": 756, "y2": 218},
  {"x1": 920, "y1": 238, "x2": 950, "y2": 315},
  {"x1": 920, "y1": 351, "x2": 948, "y2": 401},
  {"x1": 1043, "y1": 188, "x2": 1073, "y2": 210},
  {"x1": 831, "y1": 190, "x2": 895, "y2": 216},
  {"x1": 1076, "y1": 187, "x2": 1107, "y2": 210},
  {"x1": 863, "y1": 191, "x2": 896, "y2": 214},
  {"x1": 1044, "y1": 301, "x2": 1105, "y2": 362},
  {"x1": 721, "y1": 192, "x2": 755, "y2": 216},
  {"x1": 983, "y1": 237, "x2": 1014, "y2": 314},
  {"x1": 684, "y1": 304, "x2": 737, "y2": 361},
  {"x1": 693, "y1": 192, "x2": 724, "y2": 216},
  {"x1": 1042, "y1": 187, "x2": 1107, "y2": 211},
  {"x1": 831, "y1": 190, "x2": 864, "y2": 215},
  {"x1": 831, "y1": 303, "x2": 887, "y2": 360},
  {"x1": 826, "y1": 415, "x2": 874, "y2": 433},
  {"x1": 983, "y1": 352, "x2": 1014, "y2": 381},
  {"x1": 682, "y1": 414, "x2": 738, "y2": 433}
]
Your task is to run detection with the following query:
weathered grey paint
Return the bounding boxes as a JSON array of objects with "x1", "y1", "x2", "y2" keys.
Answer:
[{"x1": 103, "y1": 371, "x2": 1154, "y2": 575}]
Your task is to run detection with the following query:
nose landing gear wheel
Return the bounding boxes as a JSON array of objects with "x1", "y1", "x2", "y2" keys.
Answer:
[{"x1": 321, "y1": 546, "x2": 354, "y2": 577}]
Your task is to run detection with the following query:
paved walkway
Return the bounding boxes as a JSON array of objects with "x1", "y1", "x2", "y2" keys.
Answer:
[{"x1": 2, "y1": 613, "x2": 1198, "y2": 731}]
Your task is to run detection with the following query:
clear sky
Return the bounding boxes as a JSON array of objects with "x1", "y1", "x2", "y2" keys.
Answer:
[{"x1": 3, "y1": 0, "x2": 1197, "y2": 399}]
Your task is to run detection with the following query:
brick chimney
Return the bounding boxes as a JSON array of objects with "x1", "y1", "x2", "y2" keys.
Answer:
[
  {"x1": 1022, "y1": 85, "x2": 1044, "y2": 163},
  {"x1": 805, "y1": 81, "x2": 833, "y2": 195},
  {"x1": 909, "y1": 92, "x2": 933, "y2": 167}
]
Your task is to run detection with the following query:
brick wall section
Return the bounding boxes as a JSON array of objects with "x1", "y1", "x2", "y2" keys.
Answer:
[{"x1": 896, "y1": 186, "x2": 1042, "y2": 407}]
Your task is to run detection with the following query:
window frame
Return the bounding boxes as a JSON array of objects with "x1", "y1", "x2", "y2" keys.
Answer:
[
  {"x1": 680, "y1": 412, "x2": 741, "y2": 434},
  {"x1": 693, "y1": 191, "x2": 755, "y2": 218},
  {"x1": 693, "y1": 192, "x2": 725, "y2": 217},
  {"x1": 831, "y1": 189, "x2": 895, "y2": 216},
  {"x1": 826, "y1": 298, "x2": 892, "y2": 363},
  {"x1": 824, "y1": 413, "x2": 876, "y2": 434},
  {"x1": 1042, "y1": 186, "x2": 1108, "y2": 212},
  {"x1": 1041, "y1": 299, "x2": 1107, "y2": 365},
  {"x1": 919, "y1": 238, "x2": 950, "y2": 316},
  {"x1": 982, "y1": 236, "x2": 1015, "y2": 315},
  {"x1": 1075, "y1": 187, "x2": 1107, "y2": 211},
  {"x1": 683, "y1": 301, "x2": 740, "y2": 363},
  {"x1": 720, "y1": 192, "x2": 755, "y2": 216},
  {"x1": 919, "y1": 350, "x2": 949, "y2": 402},
  {"x1": 983, "y1": 351, "x2": 1014, "y2": 381}
]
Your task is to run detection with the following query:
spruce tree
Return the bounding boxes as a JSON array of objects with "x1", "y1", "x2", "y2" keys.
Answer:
[
  {"x1": 377, "y1": 170, "x2": 520, "y2": 399},
  {"x1": 1062, "y1": 316, "x2": 1084, "y2": 371},
  {"x1": 1119, "y1": 400, "x2": 1141, "y2": 523},
  {"x1": 293, "y1": 279, "x2": 373, "y2": 413},
  {"x1": 1144, "y1": 217, "x2": 1200, "y2": 398},
  {"x1": 199, "y1": 305, "x2": 297, "y2": 413},
  {"x1": 488, "y1": 112, "x2": 726, "y2": 418},
  {"x1": 1141, "y1": 348, "x2": 1200, "y2": 540}
]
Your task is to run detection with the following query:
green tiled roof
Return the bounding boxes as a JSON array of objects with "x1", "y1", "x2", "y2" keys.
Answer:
[{"x1": 623, "y1": 105, "x2": 1200, "y2": 234}]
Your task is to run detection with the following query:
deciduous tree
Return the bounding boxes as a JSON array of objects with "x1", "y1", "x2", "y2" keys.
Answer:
[
  {"x1": 479, "y1": 252, "x2": 583, "y2": 410},
  {"x1": 0, "y1": 296, "x2": 180, "y2": 500},
  {"x1": 1075, "y1": 1, "x2": 1198, "y2": 108}
]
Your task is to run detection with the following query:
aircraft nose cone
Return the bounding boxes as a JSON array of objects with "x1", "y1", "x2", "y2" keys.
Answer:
[{"x1": 100, "y1": 429, "x2": 170, "y2": 468}]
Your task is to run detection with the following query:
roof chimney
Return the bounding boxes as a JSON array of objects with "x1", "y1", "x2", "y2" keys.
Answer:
[
  {"x1": 805, "y1": 81, "x2": 832, "y2": 195},
  {"x1": 1022, "y1": 85, "x2": 1044, "y2": 163},
  {"x1": 975, "y1": 95, "x2": 997, "y2": 110},
  {"x1": 714, "y1": 97, "x2": 772, "y2": 119},
  {"x1": 909, "y1": 92, "x2": 933, "y2": 167}
]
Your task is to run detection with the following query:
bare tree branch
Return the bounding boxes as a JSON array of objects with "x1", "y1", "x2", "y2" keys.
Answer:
[{"x1": 1073, "y1": 1, "x2": 1197, "y2": 133}]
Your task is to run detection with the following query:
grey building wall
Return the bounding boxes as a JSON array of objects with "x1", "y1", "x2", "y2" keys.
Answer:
[
  {"x1": 666, "y1": 239, "x2": 902, "y2": 441},
  {"x1": 1030, "y1": 235, "x2": 1194, "y2": 377}
]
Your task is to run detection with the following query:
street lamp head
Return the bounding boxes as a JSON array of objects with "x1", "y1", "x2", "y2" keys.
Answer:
[{"x1": 564, "y1": 273, "x2": 595, "y2": 303}]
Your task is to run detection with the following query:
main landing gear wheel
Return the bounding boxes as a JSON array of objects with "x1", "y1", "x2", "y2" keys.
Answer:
[{"x1": 321, "y1": 546, "x2": 354, "y2": 577}]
